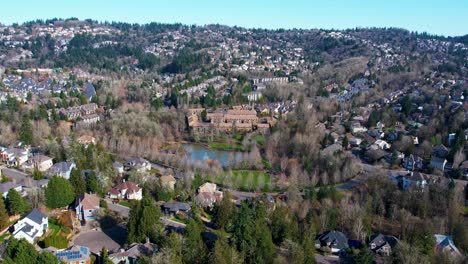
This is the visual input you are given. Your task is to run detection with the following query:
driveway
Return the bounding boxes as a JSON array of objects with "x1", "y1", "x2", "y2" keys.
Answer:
[
  {"x1": 0, "y1": 166, "x2": 29, "y2": 183},
  {"x1": 105, "y1": 199, "x2": 130, "y2": 218},
  {"x1": 73, "y1": 230, "x2": 121, "y2": 254}
]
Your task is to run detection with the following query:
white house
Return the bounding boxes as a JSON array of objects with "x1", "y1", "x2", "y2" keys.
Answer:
[
  {"x1": 243, "y1": 91, "x2": 263, "y2": 102},
  {"x1": 0, "y1": 148, "x2": 29, "y2": 166},
  {"x1": 351, "y1": 123, "x2": 368, "y2": 133},
  {"x1": 108, "y1": 181, "x2": 142, "y2": 200},
  {"x1": 371, "y1": 140, "x2": 391, "y2": 150},
  {"x1": 13, "y1": 208, "x2": 48, "y2": 244}
]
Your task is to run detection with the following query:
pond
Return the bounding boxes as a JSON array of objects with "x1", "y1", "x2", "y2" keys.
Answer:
[{"x1": 182, "y1": 143, "x2": 245, "y2": 167}]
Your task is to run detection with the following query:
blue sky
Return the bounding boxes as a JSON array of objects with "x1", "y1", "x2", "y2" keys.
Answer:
[{"x1": 1, "y1": 0, "x2": 466, "y2": 36}]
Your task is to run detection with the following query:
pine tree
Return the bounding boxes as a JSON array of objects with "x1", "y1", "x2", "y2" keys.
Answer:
[
  {"x1": 212, "y1": 192, "x2": 235, "y2": 230},
  {"x1": 19, "y1": 116, "x2": 33, "y2": 145},
  {"x1": 0, "y1": 196, "x2": 9, "y2": 228},
  {"x1": 86, "y1": 171, "x2": 100, "y2": 194},
  {"x1": 69, "y1": 168, "x2": 86, "y2": 198},
  {"x1": 127, "y1": 193, "x2": 163, "y2": 244}
]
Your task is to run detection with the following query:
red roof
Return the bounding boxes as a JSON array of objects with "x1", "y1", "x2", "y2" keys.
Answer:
[{"x1": 110, "y1": 181, "x2": 141, "y2": 195}]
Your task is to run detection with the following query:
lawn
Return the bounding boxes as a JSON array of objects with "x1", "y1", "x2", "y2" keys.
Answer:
[
  {"x1": 44, "y1": 220, "x2": 71, "y2": 249},
  {"x1": 254, "y1": 134, "x2": 266, "y2": 146},
  {"x1": 118, "y1": 201, "x2": 132, "y2": 208},
  {"x1": 208, "y1": 142, "x2": 245, "y2": 152},
  {"x1": 215, "y1": 170, "x2": 270, "y2": 192}
]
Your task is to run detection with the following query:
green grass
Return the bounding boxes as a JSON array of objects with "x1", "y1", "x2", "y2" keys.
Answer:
[
  {"x1": 0, "y1": 233, "x2": 9, "y2": 242},
  {"x1": 217, "y1": 170, "x2": 271, "y2": 192},
  {"x1": 49, "y1": 222, "x2": 61, "y2": 234},
  {"x1": 464, "y1": 206, "x2": 468, "y2": 214},
  {"x1": 209, "y1": 142, "x2": 245, "y2": 152},
  {"x1": 254, "y1": 135, "x2": 266, "y2": 145},
  {"x1": 119, "y1": 201, "x2": 132, "y2": 208}
]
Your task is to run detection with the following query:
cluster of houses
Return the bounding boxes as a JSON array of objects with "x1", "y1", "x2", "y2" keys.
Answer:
[
  {"x1": 1, "y1": 70, "x2": 97, "y2": 103},
  {"x1": 315, "y1": 229, "x2": 462, "y2": 259},
  {"x1": 49, "y1": 102, "x2": 100, "y2": 126},
  {"x1": 186, "y1": 105, "x2": 277, "y2": 135}
]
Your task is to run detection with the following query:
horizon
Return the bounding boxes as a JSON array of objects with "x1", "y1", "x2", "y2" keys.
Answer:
[{"x1": 0, "y1": 0, "x2": 467, "y2": 37}]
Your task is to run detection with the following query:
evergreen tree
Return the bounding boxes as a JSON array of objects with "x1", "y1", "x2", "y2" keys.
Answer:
[
  {"x1": 45, "y1": 176, "x2": 75, "y2": 208},
  {"x1": 212, "y1": 192, "x2": 235, "y2": 230},
  {"x1": 355, "y1": 247, "x2": 374, "y2": 264},
  {"x1": 86, "y1": 171, "x2": 100, "y2": 194},
  {"x1": 127, "y1": 193, "x2": 163, "y2": 244},
  {"x1": 69, "y1": 168, "x2": 86, "y2": 198},
  {"x1": 19, "y1": 116, "x2": 33, "y2": 145},
  {"x1": 211, "y1": 237, "x2": 242, "y2": 264},
  {"x1": 0, "y1": 195, "x2": 9, "y2": 228},
  {"x1": 3, "y1": 237, "x2": 60, "y2": 264},
  {"x1": 184, "y1": 218, "x2": 208, "y2": 263},
  {"x1": 302, "y1": 219, "x2": 317, "y2": 264},
  {"x1": 100, "y1": 247, "x2": 114, "y2": 264},
  {"x1": 270, "y1": 206, "x2": 293, "y2": 245},
  {"x1": 6, "y1": 189, "x2": 29, "y2": 215}
]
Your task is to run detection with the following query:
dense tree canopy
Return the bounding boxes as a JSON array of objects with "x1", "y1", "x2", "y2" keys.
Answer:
[{"x1": 45, "y1": 176, "x2": 75, "y2": 208}]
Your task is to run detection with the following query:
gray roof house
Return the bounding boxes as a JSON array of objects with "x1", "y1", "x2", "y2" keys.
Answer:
[
  {"x1": 430, "y1": 157, "x2": 447, "y2": 172},
  {"x1": 315, "y1": 230, "x2": 349, "y2": 253},
  {"x1": 162, "y1": 202, "x2": 191, "y2": 217},
  {"x1": 48, "y1": 161, "x2": 76, "y2": 179},
  {"x1": 369, "y1": 233, "x2": 398, "y2": 256},
  {"x1": 0, "y1": 182, "x2": 22, "y2": 198},
  {"x1": 83, "y1": 82, "x2": 96, "y2": 102}
]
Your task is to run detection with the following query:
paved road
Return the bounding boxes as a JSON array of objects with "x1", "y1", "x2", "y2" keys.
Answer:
[
  {"x1": 161, "y1": 217, "x2": 186, "y2": 229},
  {"x1": 0, "y1": 166, "x2": 29, "y2": 183},
  {"x1": 105, "y1": 199, "x2": 130, "y2": 218},
  {"x1": 315, "y1": 254, "x2": 340, "y2": 264}
]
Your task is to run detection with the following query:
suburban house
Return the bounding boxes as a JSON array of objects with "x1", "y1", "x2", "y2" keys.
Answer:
[
  {"x1": 13, "y1": 208, "x2": 48, "y2": 244},
  {"x1": 430, "y1": 157, "x2": 447, "y2": 172},
  {"x1": 162, "y1": 202, "x2": 191, "y2": 217},
  {"x1": 0, "y1": 148, "x2": 29, "y2": 166},
  {"x1": 370, "y1": 139, "x2": 391, "y2": 150},
  {"x1": 351, "y1": 122, "x2": 368, "y2": 133},
  {"x1": 77, "y1": 135, "x2": 96, "y2": 146},
  {"x1": 48, "y1": 161, "x2": 76, "y2": 179},
  {"x1": 195, "y1": 182, "x2": 223, "y2": 208},
  {"x1": 432, "y1": 144, "x2": 449, "y2": 158},
  {"x1": 125, "y1": 157, "x2": 152, "y2": 173},
  {"x1": 0, "y1": 182, "x2": 23, "y2": 198},
  {"x1": 403, "y1": 154, "x2": 424, "y2": 171},
  {"x1": 315, "y1": 230, "x2": 349, "y2": 253},
  {"x1": 75, "y1": 193, "x2": 100, "y2": 223},
  {"x1": 109, "y1": 241, "x2": 156, "y2": 264},
  {"x1": 434, "y1": 234, "x2": 462, "y2": 257},
  {"x1": 108, "y1": 181, "x2": 143, "y2": 200},
  {"x1": 397, "y1": 172, "x2": 429, "y2": 190},
  {"x1": 369, "y1": 233, "x2": 399, "y2": 256},
  {"x1": 23, "y1": 155, "x2": 53, "y2": 172},
  {"x1": 160, "y1": 175, "x2": 177, "y2": 190},
  {"x1": 48, "y1": 245, "x2": 91, "y2": 264},
  {"x1": 112, "y1": 161, "x2": 124, "y2": 175}
]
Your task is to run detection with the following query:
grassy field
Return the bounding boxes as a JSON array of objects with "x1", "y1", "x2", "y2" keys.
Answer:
[
  {"x1": 211, "y1": 170, "x2": 270, "y2": 192},
  {"x1": 208, "y1": 142, "x2": 245, "y2": 151},
  {"x1": 119, "y1": 201, "x2": 133, "y2": 208}
]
